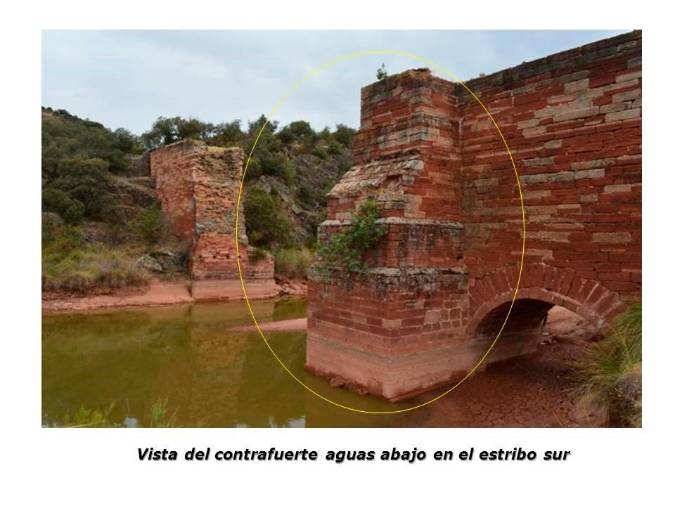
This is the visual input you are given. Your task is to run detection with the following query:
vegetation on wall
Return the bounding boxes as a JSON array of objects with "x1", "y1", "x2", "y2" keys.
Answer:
[{"x1": 316, "y1": 200, "x2": 386, "y2": 277}]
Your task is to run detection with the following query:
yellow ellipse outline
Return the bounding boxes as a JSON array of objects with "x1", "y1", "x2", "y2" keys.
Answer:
[{"x1": 235, "y1": 49, "x2": 526, "y2": 415}]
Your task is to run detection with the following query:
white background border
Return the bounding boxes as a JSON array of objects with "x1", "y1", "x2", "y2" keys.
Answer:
[{"x1": 0, "y1": 1, "x2": 670, "y2": 504}]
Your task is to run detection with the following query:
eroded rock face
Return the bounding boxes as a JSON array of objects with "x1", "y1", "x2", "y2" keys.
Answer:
[{"x1": 149, "y1": 141, "x2": 277, "y2": 300}]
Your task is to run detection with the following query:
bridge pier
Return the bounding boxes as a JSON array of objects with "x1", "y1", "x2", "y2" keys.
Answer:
[{"x1": 307, "y1": 31, "x2": 641, "y2": 401}]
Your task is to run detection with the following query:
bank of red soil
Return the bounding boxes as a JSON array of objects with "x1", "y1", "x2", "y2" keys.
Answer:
[
  {"x1": 42, "y1": 278, "x2": 309, "y2": 314},
  {"x1": 231, "y1": 317, "x2": 308, "y2": 332},
  {"x1": 42, "y1": 279, "x2": 194, "y2": 313}
]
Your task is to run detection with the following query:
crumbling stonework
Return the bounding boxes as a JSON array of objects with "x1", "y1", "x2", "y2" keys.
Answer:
[
  {"x1": 307, "y1": 31, "x2": 642, "y2": 401},
  {"x1": 150, "y1": 140, "x2": 277, "y2": 300}
]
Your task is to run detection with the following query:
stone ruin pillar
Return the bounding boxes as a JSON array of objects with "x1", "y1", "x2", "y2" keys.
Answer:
[
  {"x1": 149, "y1": 140, "x2": 277, "y2": 301},
  {"x1": 306, "y1": 69, "x2": 472, "y2": 401}
]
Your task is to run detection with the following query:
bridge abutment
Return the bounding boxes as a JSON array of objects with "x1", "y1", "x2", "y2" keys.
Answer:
[{"x1": 307, "y1": 31, "x2": 642, "y2": 401}]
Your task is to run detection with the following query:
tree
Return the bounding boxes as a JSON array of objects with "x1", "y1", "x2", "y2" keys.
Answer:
[
  {"x1": 113, "y1": 128, "x2": 142, "y2": 154},
  {"x1": 243, "y1": 186, "x2": 293, "y2": 247},
  {"x1": 247, "y1": 114, "x2": 278, "y2": 138},
  {"x1": 333, "y1": 123, "x2": 356, "y2": 147},
  {"x1": 141, "y1": 116, "x2": 216, "y2": 148},
  {"x1": 278, "y1": 120, "x2": 316, "y2": 145},
  {"x1": 211, "y1": 120, "x2": 245, "y2": 145}
]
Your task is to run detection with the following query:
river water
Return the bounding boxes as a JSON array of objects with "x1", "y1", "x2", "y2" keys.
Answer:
[
  {"x1": 43, "y1": 298, "x2": 421, "y2": 428},
  {"x1": 42, "y1": 298, "x2": 590, "y2": 428}
]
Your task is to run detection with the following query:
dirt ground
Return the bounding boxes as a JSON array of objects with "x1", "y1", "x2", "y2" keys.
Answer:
[{"x1": 403, "y1": 306, "x2": 599, "y2": 427}]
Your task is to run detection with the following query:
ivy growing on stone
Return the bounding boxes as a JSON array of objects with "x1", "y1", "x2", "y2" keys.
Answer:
[{"x1": 316, "y1": 200, "x2": 386, "y2": 277}]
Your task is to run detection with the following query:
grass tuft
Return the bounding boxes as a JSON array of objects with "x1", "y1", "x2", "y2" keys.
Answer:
[
  {"x1": 43, "y1": 226, "x2": 149, "y2": 293},
  {"x1": 274, "y1": 247, "x2": 313, "y2": 279},
  {"x1": 574, "y1": 302, "x2": 642, "y2": 427}
]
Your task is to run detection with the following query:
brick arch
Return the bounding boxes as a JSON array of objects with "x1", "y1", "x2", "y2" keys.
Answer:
[{"x1": 466, "y1": 264, "x2": 627, "y2": 338}]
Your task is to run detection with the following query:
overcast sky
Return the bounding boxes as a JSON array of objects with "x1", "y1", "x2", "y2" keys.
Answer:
[{"x1": 42, "y1": 30, "x2": 628, "y2": 135}]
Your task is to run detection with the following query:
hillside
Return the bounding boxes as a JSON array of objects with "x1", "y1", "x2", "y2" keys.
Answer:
[{"x1": 41, "y1": 107, "x2": 354, "y2": 294}]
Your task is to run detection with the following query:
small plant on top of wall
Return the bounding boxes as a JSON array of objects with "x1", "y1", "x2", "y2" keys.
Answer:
[{"x1": 315, "y1": 199, "x2": 386, "y2": 279}]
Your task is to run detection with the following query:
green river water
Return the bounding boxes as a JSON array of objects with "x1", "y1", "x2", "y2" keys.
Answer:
[{"x1": 42, "y1": 298, "x2": 422, "y2": 428}]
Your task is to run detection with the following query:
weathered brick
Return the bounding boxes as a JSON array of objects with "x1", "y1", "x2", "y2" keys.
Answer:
[
  {"x1": 564, "y1": 78, "x2": 590, "y2": 93},
  {"x1": 606, "y1": 108, "x2": 641, "y2": 122},
  {"x1": 592, "y1": 232, "x2": 632, "y2": 243},
  {"x1": 604, "y1": 184, "x2": 632, "y2": 193}
]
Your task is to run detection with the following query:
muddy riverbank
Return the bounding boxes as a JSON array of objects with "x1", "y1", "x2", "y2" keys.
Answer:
[{"x1": 42, "y1": 278, "x2": 308, "y2": 314}]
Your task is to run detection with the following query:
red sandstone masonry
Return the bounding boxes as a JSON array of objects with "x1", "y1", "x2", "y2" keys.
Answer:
[
  {"x1": 150, "y1": 141, "x2": 277, "y2": 300},
  {"x1": 307, "y1": 31, "x2": 642, "y2": 401}
]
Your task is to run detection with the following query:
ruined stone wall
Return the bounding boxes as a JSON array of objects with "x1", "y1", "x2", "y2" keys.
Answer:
[
  {"x1": 307, "y1": 31, "x2": 642, "y2": 400},
  {"x1": 150, "y1": 141, "x2": 197, "y2": 242},
  {"x1": 150, "y1": 140, "x2": 276, "y2": 300},
  {"x1": 190, "y1": 146, "x2": 248, "y2": 280},
  {"x1": 460, "y1": 30, "x2": 641, "y2": 329}
]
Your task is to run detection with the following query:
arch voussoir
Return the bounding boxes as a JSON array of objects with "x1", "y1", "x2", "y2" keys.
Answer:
[{"x1": 467, "y1": 265, "x2": 625, "y2": 336}]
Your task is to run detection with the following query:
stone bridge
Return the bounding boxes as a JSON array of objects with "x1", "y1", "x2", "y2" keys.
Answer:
[{"x1": 306, "y1": 31, "x2": 641, "y2": 401}]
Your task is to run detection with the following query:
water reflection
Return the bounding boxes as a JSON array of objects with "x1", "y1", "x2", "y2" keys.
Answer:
[{"x1": 42, "y1": 298, "x2": 415, "y2": 428}]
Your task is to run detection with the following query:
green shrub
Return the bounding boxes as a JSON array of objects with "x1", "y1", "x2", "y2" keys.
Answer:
[
  {"x1": 46, "y1": 156, "x2": 110, "y2": 219},
  {"x1": 248, "y1": 247, "x2": 269, "y2": 262},
  {"x1": 42, "y1": 187, "x2": 85, "y2": 224},
  {"x1": 148, "y1": 398, "x2": 177, "y2": 428},
  {"x1": 42, "y1": 107, "x2": 137, "y2": 178},
  {"x1": 43, "y1": 248, "x2": 149, "y2": 293},
  {"x1": 43, "y1": 227, "x2": 149, "y2": 293},
  {"x1": 311, "y1": 145, "x2": 328, "y2": 160},
  {"x1": 333, "y1": 124, "x2": 356, "y2": 147},
  {"x1": 279, "y1": 161, "x2": 296, "y2": 186},
  {"x1": 41, "y1": 224, "x2": 86, "y2": 260},
  {"x1": 244, "y1": 186, "x2": 293, "y2": 248},
  {"x1": 60, "y1": 404, "x2": 116, "y2": 428},
  {"x1": 274, "y1": 247, "x2": 313, "y2": 279},
  {"x1": 316, "y1": 200, "x2": 385, "y2": 277},
  {"x1": 54, "y1": 398, "x2": 176, "y2": 428},
  {"x1": 575, "y1": 303, "x2": 642, "y2": 427},
  {"x1": 326, "y1": 140, "x2": 343, "y2": 156},
  {"x1": 129, "y1": 206, "x2": 169, "y2": 244}
]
